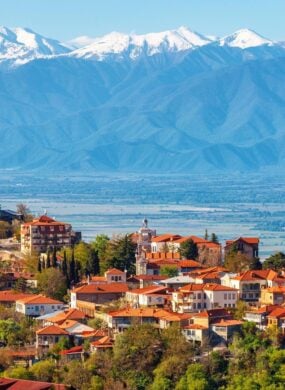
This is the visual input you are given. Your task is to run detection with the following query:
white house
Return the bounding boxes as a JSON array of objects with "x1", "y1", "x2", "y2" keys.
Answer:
[
  {"x1": 172, "y1": 283, "x2": 238, "y2": 313},
  {"x1": 125, "y1": 285, "x2": 169, "y2": 307},
  {"x1": 16, "y1": 295, "x2": 65, "y2": 316}
]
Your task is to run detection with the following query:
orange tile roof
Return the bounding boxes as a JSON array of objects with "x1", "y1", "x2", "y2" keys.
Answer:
[
  {"x1": 60, "y1": 346, "x2": 83, "y2": 355},
  {"x1": 91, "y1": 336, "x2": 113, "y2": 348},
  {"x1": 36, "y1": 325, "x2": 69, "y2": 336},
  {"x1": 267, "y1": 307, "x2": 285, "y2": 319},
  {"x1": 192, "y1": 308, "x2": 232, "y2": 319},
  {"x1": 245, "y1": 305, "x2": 280, "y2": 315},
  {"x1": 179, "y1": 283, "x2": 237, "y2": 293},
  {"x1": 105, "y1": 268, "x2": 125, "y2": 275},
  {"x1": 127, "y1": 285, "x2": 167, "y2": 295},
  {"x1": 179, "y1": 260, "x2": 203, "y2": 268},
  {"x1": 0, "y1": 291, "x2": 34, "y2": 302},
  {"x1": 80, "y1": 329, "x2": 107, "y2": 338},
  {"x1": 152, "y1": 234, "x2": 181, "y2": 243},
  {"x1": 0, "y1": 378, "x2": 66, "y2": 390},
  {"x1": 109, "y1": 307, "x2": 170, "y2": 318},
  {"x1": 22, "y1": 215, "x2": 69, "y2": 227},
  {"x1": 16, "y1": 294, "x2": 63, "y2": 305},
  {"x1": 263, "y1": 286, "x2": 285, "y2": 293},
  {"x1": 232, "y1": 270, "x2": 277, "y2": 282},
  {"x1": 183, "y1": 324, "x2": 208, "y2": 330},
  {"x1": 226, "y1": 237, "x2": 259, "y2": 246},
  {"x1": 48, "y1": 309, "x2": 86, "y2": 324},
  {"x1": 58, "y1": 320, "x2": 79, "y2": 330},
  {"x1": 130, "y1": 275, "x2": 168, "y2": 281},
  {"x1": 73, "y1": 283, "x2": 129, "y2": 294},
  {"x1": 212, "y1": 319, "x2": 244, "y2": 327}
]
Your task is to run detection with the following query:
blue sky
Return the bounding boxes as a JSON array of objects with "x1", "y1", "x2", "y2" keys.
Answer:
[{"x1": 1, "y1": 0, "x2": 285, "y2": 41}]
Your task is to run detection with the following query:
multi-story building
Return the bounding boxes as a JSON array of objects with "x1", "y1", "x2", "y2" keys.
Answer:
[
  {"x1": 172, "y1": 283, "x2": 238, "y2": 313},
  {"x1": 21, "y1": 214, "x2": 72, "y2": 253},
  {"x1": 224, "y1": 237, "x2": 259, "y2": 259}
]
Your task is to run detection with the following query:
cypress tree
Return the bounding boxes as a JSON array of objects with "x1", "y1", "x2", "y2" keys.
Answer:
[
  {"x1": 46, "y1": 251, "x2": 51, "y2": 268},
  {"x1": 52, "y1": 246, "x2": 57, "y2": 268},
  {"x1": 37, "y1": 258, "x2": 42, "y2": 273},
  {"x1": 69, "y1": 249, "x2": 76, "y2": 285},
  {"x1": 204, "y1": 229, "x2": 209, "y2": 241},
  {"x1": 62, "y1": 250, "x2": 69, "y2": 287}
]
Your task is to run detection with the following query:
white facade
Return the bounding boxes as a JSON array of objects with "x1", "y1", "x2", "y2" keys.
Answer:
[{"x1": 16, "y1": 301, "x2": 64, "y2": 316}]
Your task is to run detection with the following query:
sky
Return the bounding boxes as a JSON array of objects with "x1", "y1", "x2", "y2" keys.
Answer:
[{"x1": 0, "y1": 0, "x2": 285, "y2": 42}]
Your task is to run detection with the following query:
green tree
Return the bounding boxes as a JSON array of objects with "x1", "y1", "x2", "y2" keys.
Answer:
[
  {"x1": 105, "y1": 234, "x2": 136, "y2": 274},
  {"x1": 37, "y1": 257, "x2": 42, "y2": 273},
  {"x1": 46, "y1": 251, "x2": 51, "y2": 268},
  {"x1": 30, "y1": 359, "x2": 56, "y2": 382},
  {"x1": 160, "y1": 265, "x2": 178, "y2": 277},
  {"x1": 204, "y1": 229, "x2": 209, "y2": 240},
  {"x1": 113, "y1": 323, "x2": 163, "y2": 388},
  {"x1": 4, "y1": 366, "x2": 34, "y2": 380},
  {"x1": 211, "y1": 233, "x2": 219, "y2": 243},
  {"x1": 62, "y1": 250, "x2": 69, "y2": 287},
  {"x1": 263, "y1": 252, "x2": 285, "y2": 271},
  {"x1": 90, "y1": 234, "x2": 110, "y2": 274},
  {"x1": 37, "y1": 268, "x2": 67, "y2": 300},
  {"x1": 176, "y1": 363, "x2": 211, "y2": 390},
  {"x1": 69, "y1": 248, "x2": 76, "y2": 285},
  {"x1": 52, "y1": 246, "x2": 57, "y2": 268},
  {"x1": 179, "y1": 239, "x2": 198, "y2": 259},
  {"x1": 0, "y1": 319, "x2": 21, "y2": 345},
  {"x1": 62, "y1": 361, "x2": 92, "y2": 390},
  {"x1": 224, "y1": 251, "x2": 252, "y2": 273}
]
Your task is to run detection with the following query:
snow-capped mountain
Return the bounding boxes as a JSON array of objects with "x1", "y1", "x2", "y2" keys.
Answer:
[
  {"x1": 0, "y1": 25, "x2": 285, "y2": 173},
  {"x1": 70, "y1": 27, "x2": 213, "y2": 60},
  {"x1": 0, "y1": 26, "x2": 70, "y2": 66},
  {"x1": 219, "y1": 28, "x2": 273, "y2": 49}
]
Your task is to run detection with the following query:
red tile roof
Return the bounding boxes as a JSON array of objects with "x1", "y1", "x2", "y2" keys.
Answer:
[
  {"x1": 16, "y1": 294, "x2": 63, "y2": 305},
  {"x1": 48, "y1": 309, "x2": 87, "y2": 324},
  {"x1": 129, "y1": 275, "x2": 167, "y2": 281},
  {"x1": 183, "y1": 324, "x2": 208, "y2": 330},
  {"x1": 36, "y1": 325, "x2": 69, "y2": 336},
  {"x1": 91, "y1": 336, "x2": 113, "y2": 348},
  {"x1": 73, "y1": 283, "x2": 128, "y2": 294},
  {"x1": 0, "y1": 378, "x2": 66, "y2": 390},
  {"x1": 232, "y1": 270, "x2": 277, "y2": 282},
  {"x1": 60, "y1": 346, "x2": 83, "y2": 355},
  {"x1": 127, "y1": 285, "x2": 167, "y2": 295},
  {"x1": 105, "y1": 268, "x2": 125, "y2": 275},
  {"x1": 0, "y1": 291, "x2": 34, "y2": 303},
  {"x1": 267, "y1": 307, "x2": 285, "y2": 319},
  {"x1": 226, "y1": 237, "x2": 259, "y2": 246},
  {"x1": 212, "y1": 319, "x2": 244, "y2": 327},
  {"x1": 152, "y1": 234, "x2": 182, "y2": 243}
]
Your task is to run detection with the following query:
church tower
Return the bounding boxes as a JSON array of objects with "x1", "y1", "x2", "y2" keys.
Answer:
[{"x1": 135, "y1": 218, "x2": 156, "y2": 275}]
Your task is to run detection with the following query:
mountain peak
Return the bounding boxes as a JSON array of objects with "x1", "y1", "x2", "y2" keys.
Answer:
[
  {"x1": 0, "y1": 25, "x2": 71, "y2": 65},
  {"x1": 220, "y1": 28, "x2": 273, "y2": 49},
  {"x1": 71, "y1": 26, "x2": 211, "y2": 60}
]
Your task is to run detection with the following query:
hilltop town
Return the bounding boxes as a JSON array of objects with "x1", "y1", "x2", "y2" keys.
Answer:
[{"x1": 0, "y1": 206, "x2": 285, "y2": 389}]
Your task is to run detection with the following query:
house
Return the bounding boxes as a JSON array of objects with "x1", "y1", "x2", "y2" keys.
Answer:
[
  {"x1": 182, "y1": 324, "x2": 209, "y2": 345},
  {"x1": 104, "y1": 268, "x2": 127, "y2": 283},
  {"x1": 160, "y1": 275, "x2": 193, "y2": 289},
  {"x1": 43, "y1": 308, "x2": 88, "y2": 326},
  {"x1": 127, "y1": 274, "x2": 167, "y2": 289},
  {"x1": 90, "y1": 336, "x2": 113, "y2": 352},
  {"x1": 15, "y1": 295, "x2": 65, "y2": 316},
  {"x1": 171, "y1": 235, "x2": 222, "y2": 266},
  {"x1": 228, "y1": 270, "x2": 282, "y2": 302},
  {"x1": 70, "y1": 283, "x2": 129, "y2": 315},
  {"x1": 267, "y1": 307, "x2": 285, "y2": 333},
  {"x1": 20, "y1": 214, "x2": 73, "y2": 254},
  {"x1": 244, "y1": 305, "x2": 280, "y2": 330},
  {"x1": 224, "y1": 237, "x2": 259, "y2": 259},
  {"x1": 107, "y1": 307, "x2": 191, "y2": 334},
  {"x1": 151, "y1": 234, "x2": 182, "y2": 253},
  {"x1": 260, "y1": 286, "x2": 285, "y2": 305},
  {"x1": 60, "y1": 346, "x2": 84, "y2": 362},
  {"x1": 0, "y1": 291, "x2": 35, "y2": 307},
  {"x1": 183, "y1": 308, "x2": 238, "y2": 345},
  {"x1": 125, "y1": 285, "x2": 170, "y2": 307},
  {"x1": 36, "y1": 325, "x2": 70, "y2": 351},
  {"x1": 172, "y1": 283, "x2": 238, "y2": 313},
  {"x1": 188, "y1": 267, "x2": 228, "y2": 284},
  {"x1": 210, "y1": 320, "x2": 243, "y2": 343}
]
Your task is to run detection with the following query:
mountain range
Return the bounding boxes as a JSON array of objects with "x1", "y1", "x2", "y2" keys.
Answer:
[{"x1": 1, "y1": 26, "x2": 285, "y2": 173}]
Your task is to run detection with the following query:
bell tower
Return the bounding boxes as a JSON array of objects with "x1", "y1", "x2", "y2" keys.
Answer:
[{"x1": 135, "y1": 218, "x2": 156, "y2": 275}]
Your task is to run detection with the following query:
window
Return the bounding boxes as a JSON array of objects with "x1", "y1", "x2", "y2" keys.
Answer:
[
  {"x1": 197, "y1": 293, "x2": 201, "y2": 300},
  {"x1": 35, "y1": 306, "x2": 39, "y2": 311},
  {"x1": 224, "y1": 293, "x2": 227, "y2": 300},
  {"x1": 204, "y1": 293, "x2": 206, "y2": 299},
  {"x1": 232, "y1": 294, "x2": 236, "y2": 299}
]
